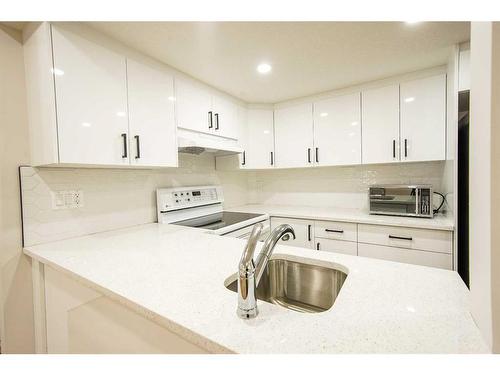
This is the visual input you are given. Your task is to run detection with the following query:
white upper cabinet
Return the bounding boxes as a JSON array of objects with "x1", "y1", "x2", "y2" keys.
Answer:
[
  {"x1": 274, "y1": 103, "x2": 314, "y2": 168},
  {"x1": 51, "y1": 26, "x2": 129, "y2": 166},
  {"x1": 241, "y1": 109, "x2": 275, "y2": 169},
  {"x1": 126, "y1": 59, "x2": 177, "y2": 167},
  {"x1": 313, "y1": 93, "x2": 361, "y2": 166},
  {"x1": 362, "y1": 84, "x2": 400, "y2": 164},
  {"x1": 176, "y1": 79, "x2": 240, "y2": 140},
  {"x1": 400, "y1": 74, "x2": 446, "y2": 162},
  {"x1": 175, "y1": 78, "x2": 213, "y2": 135},
  {"x1": 212, "y1": 95, "x2": 239, "y2": 139}
]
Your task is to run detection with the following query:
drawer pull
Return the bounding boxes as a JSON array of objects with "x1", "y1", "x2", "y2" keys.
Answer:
[
  {"x1": 325, "y1": 229, "x2": 344, "y2": 234},
  {"x1": 389, "y1": 235, "x2": 413, "y2": 241}
]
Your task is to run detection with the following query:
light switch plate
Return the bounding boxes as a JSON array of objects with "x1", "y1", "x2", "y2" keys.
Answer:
[{"x1": 51, "y1": 190, "x2": 84, "y2": 209}]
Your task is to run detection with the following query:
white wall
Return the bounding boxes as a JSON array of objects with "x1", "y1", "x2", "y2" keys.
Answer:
[
  {"x1": 0, "y1": 25, "x2": 34, "y2": 353},
  {"x1": 469, "y1": 21, "x2": 500, "y2": 353},
  {"x1": 247, "y1": 161, "x2": 447, "y2": 211}
]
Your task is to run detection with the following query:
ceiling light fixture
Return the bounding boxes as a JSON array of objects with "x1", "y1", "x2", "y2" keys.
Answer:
[{"x1": 257, "y1": 63, "x2": 272, "y2": 74}]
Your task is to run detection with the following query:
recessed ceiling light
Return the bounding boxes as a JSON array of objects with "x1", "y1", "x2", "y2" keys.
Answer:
[{"x1": 257, "y1": 63, "x2": 272, "y2": 74}]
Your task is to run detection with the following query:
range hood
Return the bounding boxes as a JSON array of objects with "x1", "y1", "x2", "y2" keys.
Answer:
[{"x1": 177, "y1": 129, "x2": 244, "y2": 156}]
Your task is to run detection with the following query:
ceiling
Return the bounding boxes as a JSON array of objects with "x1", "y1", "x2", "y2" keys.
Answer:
[{"x1": 89, "y1": 22, "x2": 468, "y2": 103}]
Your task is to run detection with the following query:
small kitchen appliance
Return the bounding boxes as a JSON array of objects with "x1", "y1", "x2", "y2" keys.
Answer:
[{"x1": 369, "y1": 185, "x2": 433, "y2": 218}]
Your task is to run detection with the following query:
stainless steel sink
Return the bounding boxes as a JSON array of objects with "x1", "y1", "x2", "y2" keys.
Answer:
[{"x1": 226, "y1": 258, "x2": 347, "y2": 313}]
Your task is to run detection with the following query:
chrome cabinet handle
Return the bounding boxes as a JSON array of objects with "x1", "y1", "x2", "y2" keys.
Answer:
[
  {"x1": 215, "y1": 113, "x2": 219, "y2": 130},
  {"x1": 134, "y1": 135, "x2": 140, "y2": 159},
  {"x1": 121, "y1": 133, "x2": 128, "y2": 158},
  {"x1": 389, "y1": 235, "x2": 413, "y2": 241},
  {"x1": 325, "y1": 229, "x2": 344, "y2": 234},
  {"x1": 208, "y1": 111, "x2": 213, "y2": 129}
]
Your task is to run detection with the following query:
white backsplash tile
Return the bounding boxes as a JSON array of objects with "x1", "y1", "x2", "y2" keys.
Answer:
[
  {"x1": 20, "y1": 154, "x2": 248, "y2": 247},
  {"x1": 247, "y1": 161, "x2": 447, "y2": 210},
  {"x1": 21, "y1": 157, "x2": 449, "y2": 247}
]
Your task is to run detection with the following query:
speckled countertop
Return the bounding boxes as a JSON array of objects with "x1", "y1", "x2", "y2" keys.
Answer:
[
  {"x1": 24, "y1": 223, "x2": 486, "y2": 353},
  {"x1": 228, "y1": 204, "x2": 455, "y2": 231}
]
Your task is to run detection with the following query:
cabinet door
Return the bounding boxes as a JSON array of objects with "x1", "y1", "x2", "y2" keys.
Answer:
[
  {"x1": 176, "y1": 78, "x2": 213, "y2": 134},
  {"x1": 313, "y1": 93, "x2": 361, "y2": 166},
  {"x1": 242, "y1": 109, "x2": 275, "y2": 169},
  {"x1": 400, "y1": 74, "x2": 446, "y2": 162},
  {"x1": 362, "y1": 85, "x2": 400, "y2": 164},
  {"x1": 51, "y1": 26, "x2": 129, "y2": 165},
  {"x1": 315, "y1": 238, "x2": 357, "y2": 256},
  {"x1": 270, "y1": 217, "x2": 314, "y2": 249},
  {"x1": 126, "y1": 59, "x2": 177, "y2": 167},
  {"x1": 212, "y1": 95, "x2": 239, "y2": 139},
  {"x1": 358, "y1": 243, "x2": 452, "y2": 270},
  {"x1": 274, "y1": 103, "x2": 314, "y2": 168}
]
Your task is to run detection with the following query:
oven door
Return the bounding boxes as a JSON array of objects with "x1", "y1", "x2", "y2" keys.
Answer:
[{"x1": 369, "y1": 186, "x2": 418, "y2": 216}]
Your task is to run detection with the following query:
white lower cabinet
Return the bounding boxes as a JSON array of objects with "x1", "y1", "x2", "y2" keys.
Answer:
[
  {"x1": 270, "y1": 216, "x2": 453, "y2": 269},
  {"x1": 357, "y1": 224, "x2": 452, "y2": 254},
  {"x1": 357, "y1": 243, "x2": 452, "y2": 270},
  {"x1": 315, "y1": 238, "x2": 357, "y2": 256},
  {"x1": 270, "y1": 217, "x2": 314, "y2": 249}
]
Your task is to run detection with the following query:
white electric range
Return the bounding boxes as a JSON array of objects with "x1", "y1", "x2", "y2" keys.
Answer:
[{"x1": 156, "y1": 186, "x2": 269, "y2": 239}]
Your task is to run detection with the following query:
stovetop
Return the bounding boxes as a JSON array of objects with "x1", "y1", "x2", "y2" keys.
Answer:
[{"x1": 173, "y1": 211, "x2": 264, "y2": 231}]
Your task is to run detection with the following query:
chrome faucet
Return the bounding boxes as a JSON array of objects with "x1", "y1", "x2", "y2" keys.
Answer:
[{"x1": 237, "y1": 223, "x2": 295, "y2": 319}]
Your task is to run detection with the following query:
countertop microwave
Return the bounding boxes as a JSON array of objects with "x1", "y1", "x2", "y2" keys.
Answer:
[{"x1": 369, "y1": 185, "x2": 433, "y2": 218}]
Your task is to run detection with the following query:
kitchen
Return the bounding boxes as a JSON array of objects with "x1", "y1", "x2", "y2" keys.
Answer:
[{"x1": 1, "y1": 4, "x2": 499, "y2": 372}]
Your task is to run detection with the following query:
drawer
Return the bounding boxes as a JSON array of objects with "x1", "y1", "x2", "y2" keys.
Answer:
[
  {"x1": 315, "y1": 238, "x2": 357, "y2": 256},
  {"x1": 314, "y1": 220, "x2": 357, "y2": 242},
  {"x1": 358, "y1": 243, "x2": 452, "y2": 270},
  {"x1": 358, "y1": 224, "x2": 452, "y2": 254}
]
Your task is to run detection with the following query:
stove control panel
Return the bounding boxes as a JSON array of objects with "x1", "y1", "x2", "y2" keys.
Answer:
[{"x1": 156, "y1": 186, "x2": 223, "y2": 212}]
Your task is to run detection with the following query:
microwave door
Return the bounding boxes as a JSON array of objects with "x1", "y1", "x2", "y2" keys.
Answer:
[{"x1": 370, "y1": 187, "x2": 417, "y2": 215}]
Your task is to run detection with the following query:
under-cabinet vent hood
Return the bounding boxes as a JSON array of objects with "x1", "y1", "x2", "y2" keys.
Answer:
[{"x1": 177, "y1": 129, "x2": 243, "y2": 156}]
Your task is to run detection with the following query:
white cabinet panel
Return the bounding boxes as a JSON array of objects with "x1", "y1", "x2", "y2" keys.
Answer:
[
  {"x1": 357, "y1": 224, "x2": 452, "y2": 254},
  {"x1": 51, "y1": 26, "x2": 129, "y2": 165},
  {"x1": 459, "y1": 49, "x2": 470, "y2": 92},
  {"x1": 315, "y1": 238, "x2": 357, "y2": 256},
  {"x1": 126, "y1": 60, "x2": 177, "y2": 167},
  {"x1": 241, "y1": 109, "x2": 275, "y2": 169},
  {"x1": 274, "y1": 103, "x2": 314, "y2": 168},
  {"x1": 212, "y1": 95, "x2": 238, "y2": 139},
  {"x1": 400, "y1": 74, "x2": 446, "y2": 162},
  {"x1": 270, "y1": 217, "x2": 314, "y2": 249},
  {"x1": 314, "y1": 220, "x2": 357, "y2": 242},
  {"x1": 313, "y1": 93, "x2": 361, "y2": 166},
  {"x1": 175, "y1": 78, "x2": 213, "y2": 134},
  {"x1": 358, "y1": 243, "x2": 452, "y2": 270},
  {"x1": 362, "y1": 85, "x2": 400, "y2": 164}
]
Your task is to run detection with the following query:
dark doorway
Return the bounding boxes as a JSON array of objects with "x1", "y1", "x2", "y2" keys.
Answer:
[{"x1": 457, "y1": 90, "x2": 470, "y2": 287}]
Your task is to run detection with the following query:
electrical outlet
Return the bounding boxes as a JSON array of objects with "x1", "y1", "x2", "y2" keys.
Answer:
[{"x1": 51, "y1": 190, "x2": 84, "y2": 209}]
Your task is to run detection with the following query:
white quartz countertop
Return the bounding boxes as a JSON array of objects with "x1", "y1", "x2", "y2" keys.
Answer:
[
  {"x1": 24, "y1": 223, "x2": 486, "y2": 353},
  {"x1": 227, "y1": 204, "x2": 455, "y2": 231}
]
